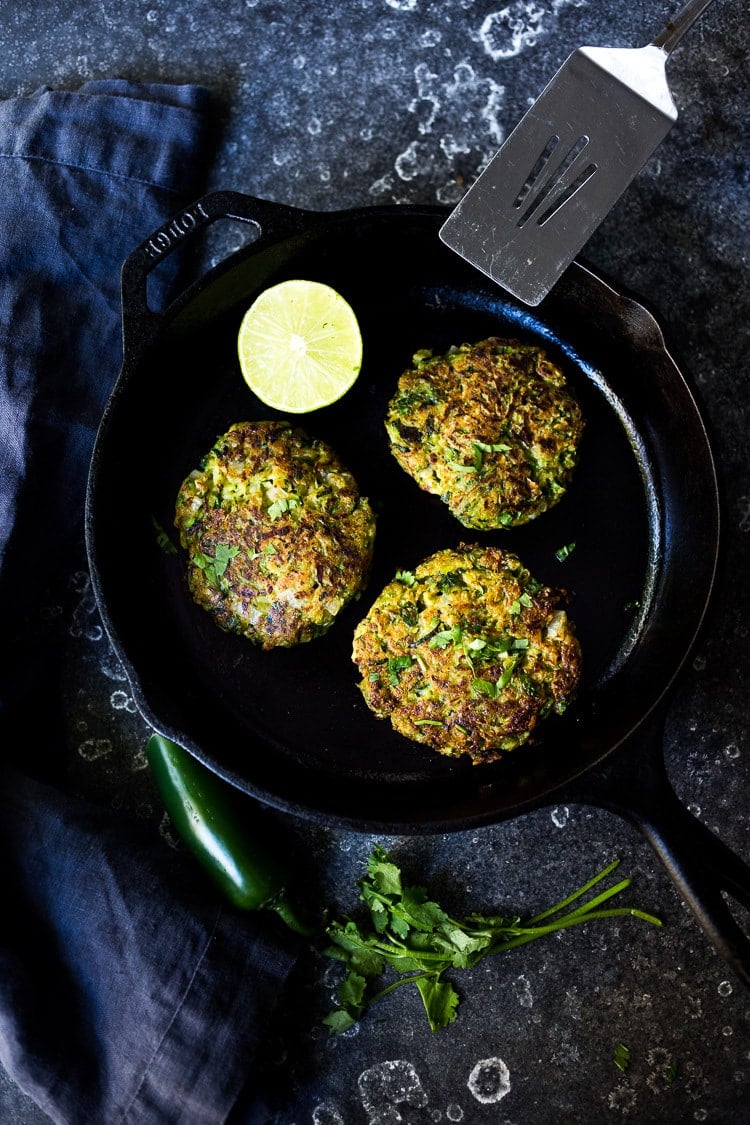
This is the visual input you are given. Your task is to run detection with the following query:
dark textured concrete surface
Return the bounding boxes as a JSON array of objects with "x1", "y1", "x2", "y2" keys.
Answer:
[{"x1": 1, "y1": 1, "x2": 749, "y2": 1122}]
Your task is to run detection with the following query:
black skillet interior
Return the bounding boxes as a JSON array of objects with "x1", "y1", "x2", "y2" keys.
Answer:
[{"x1": 87, "y1": 201, "x2": 718, "y2": 831}]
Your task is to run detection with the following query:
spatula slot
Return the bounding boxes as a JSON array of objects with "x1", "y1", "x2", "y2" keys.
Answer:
[
  {"x1": 513, "y1": 135, "x2": 559, "y2": 209},
  {"x1": 537, "y1": 162, "x2": 598, "y2": 226},
  {"x1": 516, "y1": 134, "x2": 591, "y2": 228}
]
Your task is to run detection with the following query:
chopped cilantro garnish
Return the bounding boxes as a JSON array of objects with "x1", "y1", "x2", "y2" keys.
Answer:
[
  {"x1": 387, "y1": 655, "x2": 414, "y2": 686},
  {"x1": 193, "y1": 543, "x2": 239, "y2": 589},
  {"x1": 497, "y1": 654, "x2": 520, "y2": 690},
  {"x1": 267, "y1": 496, "x2": 300, "y2": 520},
  {"x1": 509, "y1": 592, "x2": 534, "y2": 615},
  {"x1": 614, "y1": 1043, "x2": 631, "y2": 1072},
  {"x1": 555, "y1": 541, "x2": 576, "y2": 562},
  {"x1": 395, "y1": 569, "x2": 416, "y2": 586},
  {"x1": 429, "y1": 624, "x2": 463, "y2": 649},
  {"x1": 151, "y1": 515, "x2": 178, "y2": 556}
]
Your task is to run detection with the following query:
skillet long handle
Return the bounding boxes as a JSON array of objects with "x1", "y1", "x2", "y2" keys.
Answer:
[
  {"x1": 569, "y1": 713, "x2": 750, "y2": 987},
  {"x1": 119, "y1": 189, "x2": 313, "y2": 357}
]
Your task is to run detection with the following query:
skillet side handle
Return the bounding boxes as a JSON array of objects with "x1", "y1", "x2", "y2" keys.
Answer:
[
  {"x1": 572, "y1": 714, "x2": 750, "y2": 987},
  {"x1": 119, "y1": 189, "x2": 311, "y2": 355}
]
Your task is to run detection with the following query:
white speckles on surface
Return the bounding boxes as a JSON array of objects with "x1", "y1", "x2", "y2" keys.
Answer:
[
  {"x1": 476, "y1": 0, "x2": 586, "y2": 61},
  {"x1": 395, "y1": 139, "x2": 422, "y2": 180},
  {"x1": 358, "y1": 1060, "x2": 428, "y2": 1123},
  {"x1": 385, "y1": 0, "x2": 418, "y2": 9},
  {"x1": 77, "y1": 737, "x2": 113, "y2": 762},
  {"x1": 477, "y1": 3, "x2": 550, "y2": 61},
  {"x1": 377, "y1": 56, "x2": 506, "y2": 204},
  {"x1": 551, "y1": 805, "x2": 570, "y2": 828},
  {"x1": 68, "y1": 570, "x2": 102, "y2": 641},
  {"x1": 410, "y1": 62, "x2": 441, "y2": 136},
  {"x1": 312, "y1": 1102, "x2": 345, "y2": 1125},
  {"x1": 514, "y1": 973, "x2": 534, "y2": 1008},
  {"x1": 110, "y1": 690, "x2": 136, "y2": 713},
  {"x1": 607, "y1": 1081, "x2": 637, "y2": 1114},
  {"x1": 467, "y1": 1057, "x2": 511, "y2": 1104}
]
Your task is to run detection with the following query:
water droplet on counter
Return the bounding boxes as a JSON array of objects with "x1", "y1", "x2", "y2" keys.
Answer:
[
  {"x1": 358, "y1": 1060, "x2": 428, "y2": 1122},
  {"x1": 514, "y1": 973, "x2": 533, "y2": 1008},
  {"x1": 78, "y1": 737, "x2": 112, "y2": 762},
  {"x1": 692, "y1": 654, "x2": 707, "y2": 672},
  {"x1": 724, "y1": 743, "x2": 740, "y2": 761},
  {"x1": 551, "y1": 805, "x2": 569, "y2": 828},
  {"x1": 718, "y1": 980, "x2": 733, "y2": 997},
  {"x1": 110, "y1": 690, "x2": 131, "y2": 711},
  {"x1": 467, "y1": 1057, "x2": 511, "y2": 1104},
  {"x1": 446, "y1": 1105, "x2": 463, "y2": 1121},
  {"x1": 722, "y1": 1026, "x2": 733, "y2": 1037},
  {"x1": 312, "y1": 1102, "x2": 345, "y2": 1125}
]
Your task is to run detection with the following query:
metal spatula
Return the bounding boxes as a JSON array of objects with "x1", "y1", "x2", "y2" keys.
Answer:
[{"x1": 439, "y1": 0, "x2": 718, "y2": 306}]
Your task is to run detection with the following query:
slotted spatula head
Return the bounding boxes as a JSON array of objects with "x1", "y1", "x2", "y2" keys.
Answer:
[{"x1": 439, "y1": 43, "x2": 677, "y2": 306}]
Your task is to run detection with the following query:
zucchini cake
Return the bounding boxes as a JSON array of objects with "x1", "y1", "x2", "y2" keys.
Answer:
[
  {"x1": 385, "y1": 337, "x2": 584, "y2": 529},
  {"x1": 352, "y1": 544, "x2": 581, "y2": 763},
  {"x1": 174, "y1": 420, "x2": 376, "y2": 648}
]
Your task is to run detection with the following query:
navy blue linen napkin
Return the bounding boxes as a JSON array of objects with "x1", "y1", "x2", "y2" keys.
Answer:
[{"x1": 0, "y1": 81, "x2": 298, "y2": 1124}]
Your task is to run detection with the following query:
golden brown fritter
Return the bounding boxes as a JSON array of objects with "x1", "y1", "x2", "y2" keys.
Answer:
[
  {"x1": 352, "y1": 544, "x2": 581, "y2": 763},
  {"x1": 174, "y1": 420, "x2": 376, "y2": 648},
  {"x1": 385, "y1": 337, "x2": 584, "y2": 529}
]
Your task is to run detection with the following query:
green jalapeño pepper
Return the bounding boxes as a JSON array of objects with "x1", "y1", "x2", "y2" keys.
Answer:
[{"x1": 146, "y1": 733, "x2": 314, "y2": 936}]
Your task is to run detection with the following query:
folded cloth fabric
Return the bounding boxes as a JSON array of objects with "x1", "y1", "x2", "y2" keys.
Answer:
[{"x1": 0, "y1": 81, "x2": 298, "y2": 1124}]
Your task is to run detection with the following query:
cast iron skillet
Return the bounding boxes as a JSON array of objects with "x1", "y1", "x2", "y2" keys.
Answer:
[{"x1": 86, "y1": 190, "x2": 750, "y2": 982}]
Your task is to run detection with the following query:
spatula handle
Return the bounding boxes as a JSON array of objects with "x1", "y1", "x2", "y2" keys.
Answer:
[{"x1": 652, "y1": 0, "x2": 717, "y2": 54}]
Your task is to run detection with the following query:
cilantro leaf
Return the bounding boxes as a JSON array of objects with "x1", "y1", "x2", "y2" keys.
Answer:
[
  {"x1": 555, "y1": 541, "x2": 576, "y2": 562},
  {"x1": 415, "y1": 975, "x2": 460, "y2": 1032},
  {"x1": 387, "y1": 655, "x2": 414, "y2": 686},
  {"x1": 322, "y1": 1008, "x2": 357, "y2": 1034},
  {"x1": 395, "y1": 569, "x2": 416, "y2": 586}
]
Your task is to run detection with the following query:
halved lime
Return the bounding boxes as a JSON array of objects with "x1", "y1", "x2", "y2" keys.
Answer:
[{"x1": 237, "y1": 279, "x2": 363, "y2": 413}]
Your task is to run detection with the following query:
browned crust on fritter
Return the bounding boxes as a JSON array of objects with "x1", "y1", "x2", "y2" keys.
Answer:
[
  {"x1": 385, "y1": 337, "x2": 584, "y2": 529},
  {"x1": 352, "y1": 544, "x2": 581, "y2": 763},
  {"x1": 174, "y1": 420, "x2": 376, "y2": 648}
]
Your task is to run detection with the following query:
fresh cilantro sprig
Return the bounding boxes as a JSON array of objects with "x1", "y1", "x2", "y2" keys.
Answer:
[{"x1": 323, "y1": 846, "x2": 661, "y2": 1034}]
